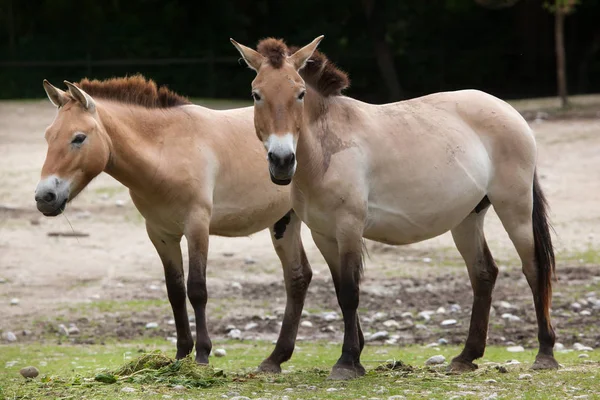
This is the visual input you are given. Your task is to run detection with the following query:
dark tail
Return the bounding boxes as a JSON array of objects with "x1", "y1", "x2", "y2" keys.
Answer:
[{"x1": 532, "y1": 172, "x2": 555, "y2": 316}]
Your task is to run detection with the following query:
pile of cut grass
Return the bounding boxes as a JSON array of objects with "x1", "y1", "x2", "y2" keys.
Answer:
[{"x1": 95, "y1": 351, "x2": 227, "y2": 388}]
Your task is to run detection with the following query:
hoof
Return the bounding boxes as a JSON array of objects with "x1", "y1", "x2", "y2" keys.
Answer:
[
  {"x1": 327, "y1": 364, "x2": 366, "y2": 380},
  {"x1": 531, "y1": 354, "x2": 559, "y2": 370},
  {"x1": 256, "y1": 360, "x2": 282, "y2": 374},
  {"x1": 447, "y1": 358, "x2": 478, "y2": 373},
  {"x1": 195, "y1": 355, "x2": 209, "y2": 365}
]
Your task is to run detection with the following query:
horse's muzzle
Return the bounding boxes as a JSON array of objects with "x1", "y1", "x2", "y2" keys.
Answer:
[{"x1": 35, "y1": 176, "x2": 70, "y2": 217}]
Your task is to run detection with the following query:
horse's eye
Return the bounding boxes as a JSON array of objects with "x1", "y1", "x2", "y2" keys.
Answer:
[
  {"x1": 252, "y1": 92, "x2": 262, "y2": 102},
  {"x1": 71, "y1": 133, "x2": 87, "y2": 145},
  {"x1": 298, "y1": 91, "x2": 306, "y2": 101}
]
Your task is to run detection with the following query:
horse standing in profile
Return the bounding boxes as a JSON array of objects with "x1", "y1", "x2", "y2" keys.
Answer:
[
  {"x1": 35, "y1": 76, "x2": 312, "y2": 372},
  {"x1": 231, "y1": 36, "x2": 558, "y2": 379}
]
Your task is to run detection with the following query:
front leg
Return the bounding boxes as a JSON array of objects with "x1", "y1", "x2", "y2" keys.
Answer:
[
  {"x1": 146, "y1": 223, "x2": 193, "y2": 359},
  {"x1": 185, "y1": 213, "x2": 212, "y2": 364},
  {"x1": 313, "y1": 225, "x2": 366, "y2": 380},
  {"x1": 258, "y1": 211, "x2": 312, "y2": 373}
]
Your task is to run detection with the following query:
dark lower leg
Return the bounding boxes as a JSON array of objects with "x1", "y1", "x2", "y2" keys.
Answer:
[
  {"x1": 450, "y1": 243, "x2": 497, "y2": 371},
  {"x1": 188, "y1": 269, "x2": 211, "y2": 363},
  {"x1": 261, "y1": 251, "x2": 312, "y2": 371},
  {"x1": 525, "y1": 273, "x2": 558, "y2": 369},
  {"x1": 164, "y1": 266, "x2": 194, "y2": 359},
  {"x1": 331, "y1": 252, "x2": 364, "y2": 378}
]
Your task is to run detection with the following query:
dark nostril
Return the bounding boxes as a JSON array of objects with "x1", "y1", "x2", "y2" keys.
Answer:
[
  {"x1": 286, "y1": 153, "x2": 295, "y2": 165},
  {"x1": 268, "y1": 152, "x2": 277, "y2": 163},
  {"x1": 41, "y1": 191, "x2": 56, "y2": 203}
]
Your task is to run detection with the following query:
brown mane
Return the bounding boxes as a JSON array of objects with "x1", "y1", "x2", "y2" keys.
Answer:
[
  {"x1": 76, "y1": 75, "x2": 191, "y2": 108},
  {"x1": 256, "y1": 38, "x2": 350, "y2": 97}
]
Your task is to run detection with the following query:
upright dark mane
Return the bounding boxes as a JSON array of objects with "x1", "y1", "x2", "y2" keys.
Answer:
[
  {"x1": 256, "y1": 38, "x2": 350, "y2": 97},
  {"x1": 77, "y1": 75, "x2": 190, "y2": 108}
]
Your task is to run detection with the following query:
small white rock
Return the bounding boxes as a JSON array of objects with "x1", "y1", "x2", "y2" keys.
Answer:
[
  {"x1": 506, "y1": 346, "x2": 525, "y2": 353},
  {"x1": 58, "y1": 324, "x2": 69, "y2": 336},
  {"x1": 172, "y1": 384, "x2": 185, "y2": 390},
  {"x1": 573, "y1": 343, "x2": 593, "y2": 351},
  {"x1": 417, "y1": 311, "x2": 433, "y2": 321},
  {"x1": 326, "y1": 388, "x2": 338, "y2": 392},
  {"x1": 501, "y1": 313, "x2": 521, "y2": 322},
  {"x1": 166, "y1": 336, "x2": 177, "y2": 344},
  {"x1": 67, "y1": 324, "x2": 80, "y2": 335},
  {"x1": 115, "y1": 199, "x2": 126, "y2": 207},
  {"x1": 497, "y1": 301, "x2": 514, "y2": 310},
  {"x1": 440, "y1": 319, "x2": 457, "y2": 326},
  {"x1": 388, "y1": 396, "x2": 406, "y2": 400},
  {"x1": 167, "y1": 319, "x2": 175, "y2": 326},
  {"x1": 121, "y1": 386, "x2": 136, "y2": 392},
  {"x1": 322, "y1": 311, "x2": 340, "y2": 321},
  {"x1": 518, "y1": 373, "x2": 532, "y2": 380},
  {"x1": 300, "y1": 320, "x2": 313, "y2": 328},
  {"x1": 228, "y1": 329, "x2": 242, "y2": 339},
  {"x1": 449, "y1": 304, "x2": 461, "y2": 313},
  {"x1": 438, "y1": 338, "x2": 448, "y2": 345},
  {"x1": 382, "y1": 319, "x2": 400, "y2": 329},
  {"x1": 148, "y1": 284, "x2": 160, "y2": 291},
  {"x1": 571, "y1": 302, "x2": 582, "y2": 310},
  {"x1": 367, "y1": 331, "x2": 389, "y2": 342},
  {"x1": 400, "y1": 312, "x2": 413, "y2": 319},
  {"x1": 415, "y1": 324, "x2": 428, "y2": 331},
  {"x1": 10, "y1": 298, "x2": 19, "y2": 306},
  {"x1": 425, "y1": 355, "x2": 446, "y2": 365},
  {"x1": 422, "y1": 257, "x2": 432, "y2": 263},
  {"x1": 244, "y1": 322, "x2": 258, "y2": 331},
  {"x1": 2, "y1": 331, "x2": 17, "y2": 342},
  {"x1": 554, "y1": 342, "x2": 565, "y2": 351},
  {"x1": 578, "y1": 353, "x2": 589, "y2": 358},
  {"x1": 244, "y1": 257, "x2": 256, "y2": 265},
  {"x1": 231, "y1": 282, "x2": 243, "y2": 290},
  {"x1": 436, "y1": 307, "x2": 446, "y2": 314},
  {"x1": 580, "y1": 310, "x2": 591, "y2": 316},
  {"x1": 505, "y1": 359, "x2": 521, "y2": 365},
  {"x1": 484, "y1": 379, "x2": 497, "y2": 384},
  {"x1": 145, "y1": 322, "x2": 159, "y2": 329},
  {"x1": 213, "y1": 348, "x2": 226, "y2": 357}
]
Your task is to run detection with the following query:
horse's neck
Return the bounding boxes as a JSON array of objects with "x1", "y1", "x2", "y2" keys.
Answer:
[
  {"x1": 295, "y1": 93, "x2": 347, "y2": 187},
  {"x1": 99, "y1": 102, "x2": 181, "y2": 195}
]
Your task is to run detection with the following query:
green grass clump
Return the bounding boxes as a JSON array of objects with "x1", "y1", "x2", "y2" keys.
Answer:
[{"x1": 97, "y1": 351, "x2": 227, "y2": 389}]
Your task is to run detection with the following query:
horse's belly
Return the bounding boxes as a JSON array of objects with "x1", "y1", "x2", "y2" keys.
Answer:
[
  {"x1": 210, "y1": 187, "x2": 291, "y2": 237},
  {"x1": 364, "y1": 201, "x2": 474, "y2": 245}
]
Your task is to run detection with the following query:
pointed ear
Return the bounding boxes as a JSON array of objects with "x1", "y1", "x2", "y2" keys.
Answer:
[
  {"x1": 43, "y1": 79, "x2": 69, "y2": 108},
  {"x1": 230, "y1": 38, "x2": 265, "y2": 71},
  {"x1": 289, "y1": 35, "x2": 324, "y2": 71},
  {"x1": 64, "y1": 81, "x2": 95, "y2": 112}
]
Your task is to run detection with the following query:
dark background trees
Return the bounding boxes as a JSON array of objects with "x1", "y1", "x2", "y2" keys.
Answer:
[{"x1": 0, "y1": 0, "x2": 599, "y2": 102}]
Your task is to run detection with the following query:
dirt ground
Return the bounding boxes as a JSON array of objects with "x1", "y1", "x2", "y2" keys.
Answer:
[{"x1": 1, "y1": 100, "x2": 599, "y2": 353}]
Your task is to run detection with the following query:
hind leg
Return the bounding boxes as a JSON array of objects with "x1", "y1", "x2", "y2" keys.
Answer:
[
  {"x1": 490, "y1": 188, "x2": 558, "y2": 370},
  {"x1": 448, "y1": 209, "x2": 498, "y2": 373},
  {"x1": 258, "y1": 211, "x2": 312, "y2": 373}
]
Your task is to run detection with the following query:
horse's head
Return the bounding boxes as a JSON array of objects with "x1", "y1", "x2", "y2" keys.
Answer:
[
  {"x1": 35, "y1": 80, "x2": 110, "y2": 216},
  {"x1": 230, "y1": 36, "x2": 323, "y2": 185}
]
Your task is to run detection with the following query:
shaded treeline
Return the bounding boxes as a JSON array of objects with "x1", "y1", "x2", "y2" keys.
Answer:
[{"x1": 0, "y1": 0, "x2": 599, "y2": 101}]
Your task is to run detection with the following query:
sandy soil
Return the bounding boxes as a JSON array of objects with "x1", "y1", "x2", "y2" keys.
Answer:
[{"x1": 1, "y1": 100, "x2": 599, "y2": 350}]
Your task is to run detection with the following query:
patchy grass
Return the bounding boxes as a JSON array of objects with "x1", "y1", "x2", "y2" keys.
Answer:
[
  {"x1": 63, "y1": 299, "x2": 169, "y2": 315},
  {"x1": 1, "y1": 340, "x2": 598, "y2": 399}
]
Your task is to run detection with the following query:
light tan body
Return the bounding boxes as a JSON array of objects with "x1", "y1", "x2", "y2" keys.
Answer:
[
  {"x1": 36, "y1": 78, "x2": 312, "y2": 370},
  {"x1": 293, "y1": 90, "x2": 534, "y2": 245},
  {"x1": 100, "y1": 103, "x2": 290, "y2": 237},
  {"x1": 232, "y1": 37, "x2": 558, "y2": 379}
]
